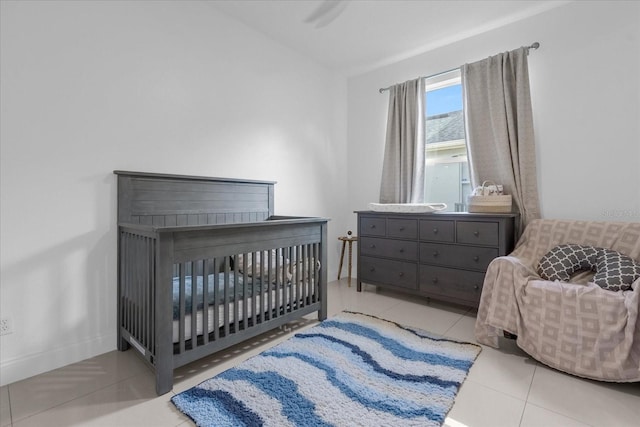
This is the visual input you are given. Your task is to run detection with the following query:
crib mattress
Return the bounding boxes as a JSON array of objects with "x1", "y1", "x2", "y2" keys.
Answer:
[{"x1": 172, "y1": 273, "x2": 312, "y2": 343}]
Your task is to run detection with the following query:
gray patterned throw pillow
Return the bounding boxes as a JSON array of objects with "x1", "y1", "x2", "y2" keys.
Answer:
[{"x1": 537, "y1": 244, "x2": 640, "y2": 291}]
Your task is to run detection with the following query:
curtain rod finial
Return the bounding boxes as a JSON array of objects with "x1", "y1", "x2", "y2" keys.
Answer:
[{"x1": 530, "y1": 42, "x2": 540, "y2": 50}]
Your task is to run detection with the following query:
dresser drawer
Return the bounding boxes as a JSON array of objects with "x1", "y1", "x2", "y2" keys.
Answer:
[
  {"x1": 360, "y1": 237, "x2": 418, "y2": 261},
  {"x1": 359, "y1": 256, "x2": 417, "y2": 290},
  {"x1": 456, "y1": 221, "x2": 499, "y2": 246},
  {"x1": 360, "y1": 217, "x2": 386, "y2": 236},
  {"x1": 419, "y1": 220, "x2": 454, "y2": 242},
  {"x1": 420, "y1": 243, "x2": 498, "y2": 271},
  {"x1": 419, "y1": 265, "x2": 485, "y2": 305},
  {"x1": 387, "y1": 219, "x2": 418, "y2": 239}
]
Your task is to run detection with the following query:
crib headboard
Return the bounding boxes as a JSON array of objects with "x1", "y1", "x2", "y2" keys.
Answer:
[{"x1": 114, "y1": 171, "x2": 275, "y2": 226}]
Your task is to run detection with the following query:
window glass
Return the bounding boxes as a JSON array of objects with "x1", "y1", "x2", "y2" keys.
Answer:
[{"x1": 424, "y1": 71, "x2": 470, "y2": 212}]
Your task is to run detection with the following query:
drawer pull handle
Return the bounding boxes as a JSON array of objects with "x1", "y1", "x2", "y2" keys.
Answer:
[
  {"x1": 473, "y1": 256, "x2": 480, "y2": 262},
  {"x1": 433, "y1": 251, "x2": 439, "y2": 257},
  {"x1": 433, "y1": 228, "x2": 439, "y2": 234},
  {"x1": 369, "y1": 267, "x2": 375, "y2": 272},
  {"x1": 474, "y1": 285, "x2": 480, "y2": 290},
  {"x1": 399, "y1": 226, "x2": 405, "y2": 231},
  {"x1": 473, "y1": 231, "x2": 480, "y2": 237},
  {"x1": 399, "y1": 248, "x2": 404, "y2": 253},
  {"x1": 399, "y1": 272, "x2": 404, "y2": 277},
  {"x1": 370, "y1": 244, "x2": 376, "y2": 249},
  {"x1": 432, "y1": 278, "x2": 438, "y2": 284},
  {"x1": 370, "y1": 225, "x2": 376, "y2": 229}
]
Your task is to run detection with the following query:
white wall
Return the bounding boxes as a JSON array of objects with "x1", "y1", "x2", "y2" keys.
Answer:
[
  {"x1": 0, "y1": 1, "x2": 348, "y2": 385},
  {"x1": 347, "y1": 0, "x2": 640, "y2": 232}
]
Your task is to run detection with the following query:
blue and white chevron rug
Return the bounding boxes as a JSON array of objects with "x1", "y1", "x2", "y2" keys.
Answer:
[{"x1": 171, "y1": 311, "x2": 481, "y2": 427}]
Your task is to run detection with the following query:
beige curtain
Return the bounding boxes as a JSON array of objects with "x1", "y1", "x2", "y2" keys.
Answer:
[
  {"x1": 462, "y1": 47, "x2": 540, "y2": 234},
  {"x1": 379, "y1": 78, "x2": 425, "y2": 203}
]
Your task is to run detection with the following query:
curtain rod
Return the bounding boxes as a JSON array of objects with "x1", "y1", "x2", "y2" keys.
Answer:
[{"x1": 378, "y1": 42, "x2": 540, "y2": 93}]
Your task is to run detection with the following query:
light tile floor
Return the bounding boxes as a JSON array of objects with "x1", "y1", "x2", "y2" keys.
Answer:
[{"x1": 1, "y1": 279, "x2": 639, "y2": 426}]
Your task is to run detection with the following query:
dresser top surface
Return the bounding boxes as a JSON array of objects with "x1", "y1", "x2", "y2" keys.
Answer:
[{"x1": 355, "y1": 210, "x2": 519, "y2": 219}]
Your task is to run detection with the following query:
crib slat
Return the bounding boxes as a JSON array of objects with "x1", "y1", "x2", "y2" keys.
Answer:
[
  {"x1": 297, "y1": 245, "x2": 302, "y2": 309},
  {"x1": 126, "y1": 234, "x2": 132, "y2": 336},
  {"x1": 312, "y1": 244, "x2": 317, "y2": 302},
  {"x1": 267, "y1": 250, "x2": 273, "y2": 321},
  {"x1": 282, "y1": 246, "x2": 296, "y2": 314},
  {"x1": 302, "y1": 244, "x2": 308, "y2": 307},
  {"x1": 139, "y1": 235, "x2": 143, "y2": 344},
  {"x1": 179, "y1": 263, "x2": 186, "y2": 353},
  {"x1": 282, "y1": 247, "x2": 287, "y2": 314},
  {"x1": 314, "y1": 243, "x2": 326, "y2": 302},
  {"x1": 139, "y1": 236, "x2": 145, "y2": 341},
  {"x1": 139, "y1": 236, "x2": 144, "y2": 347},
  {"x1": 125, "y1": 233, "x2": 130, "y2": 333},
  {"x1": 150, "y1": 238, "x2": 156, "y2": 352},
  {"x1": 147, "y1": 236, "x2": 153, "y2": 348},
  {"x1": 233, "y1": 255, "x2": 239, "y2": 333},
  {"x1": 132, "y1": 234, "x2": 137, "y2": 333},
  {"x1": 131, "y1": 236, "x2": 137, "y2": 340},
  {"x1": 242, "y1": 253, "x2": 248, "y2": 329},
  {"x1": 142, "y1": 237, "x2": 148, "y2": 348},
  {"x1": 305, "y1": 244, "x2": 316, "y2": 304},
  {"x1": 213, "y1": 258, "x2": 219, "y2": 341},
  {"x1": 223, "y1": 258, "x2": 230, "y2": 337},
  {"x1": 260, "y1": 251, "x2": 266, "y2": 321},
  {"x1": 294, "y1": 246, "x2": 299, "y2": 312},
  {"x1": 289, "y1": 247, "x2": 295, "y2": 313},
  {"x1": 274, "y1": 249, "x2": 281, "y2": 319},
  {"x1": 139, "y1": 236, "x2": 144, "y2": 340},
  {"x1": 251, "y1": 252, "x2": 258, "y2": 324},
  {"x1": 307, "y1": 243, "x2": 312, "y2": 305},
  {"x1": 203, "y1": 259, "x2": 210, "y2": 345},
  {"x1": 191, "y1": 261, "x2": 198, "y2": 347},
  {"x1": 308, "y1": 243, "x2": 313, "y2": 303},
  {"x1": 121, "y1": 233, "x2": 127, "y2": 334},
  {"x1": 138, "y1": 236, "x2": 144, "y2": 345}
]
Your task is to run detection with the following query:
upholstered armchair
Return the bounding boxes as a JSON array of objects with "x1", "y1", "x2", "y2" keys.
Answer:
[{"x1": 475, "y1": 219, "x2": 640, "y2": 382}]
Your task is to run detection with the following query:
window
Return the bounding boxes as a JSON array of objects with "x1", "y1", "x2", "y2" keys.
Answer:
[{"x1": 424, "y1": 70, "x2": 471, "y2": 212}]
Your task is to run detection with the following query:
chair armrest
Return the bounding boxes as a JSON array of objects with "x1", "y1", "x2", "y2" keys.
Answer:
[{"x1": 489, "y1": 255, "x2": 539, "y2": 279}]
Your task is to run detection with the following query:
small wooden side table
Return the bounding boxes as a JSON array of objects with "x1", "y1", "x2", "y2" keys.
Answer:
[{"x1": 337, "y1": 236, "x2": 358, "y2": 286}]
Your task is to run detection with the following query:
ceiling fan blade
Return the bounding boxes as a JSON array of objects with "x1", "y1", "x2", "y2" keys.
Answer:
[{"x1": 304, "y1": 0, "x2": 348, "y2": 28}]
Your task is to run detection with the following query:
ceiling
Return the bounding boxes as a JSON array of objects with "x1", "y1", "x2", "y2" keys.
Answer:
[{"x1": 209, "y1": 0, "x2": 568, "y2": 76}]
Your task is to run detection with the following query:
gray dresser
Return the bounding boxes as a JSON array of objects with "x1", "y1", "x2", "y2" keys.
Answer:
[{"x1": 356, "y1": 211, "x2": 517, "y2": 308}]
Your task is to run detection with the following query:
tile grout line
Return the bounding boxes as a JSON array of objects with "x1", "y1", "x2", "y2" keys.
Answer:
[
  {"x1": 523, "y1": 401, "x2": 597, "y2": 427},
  {"x1": 7, "y1": 386, "x2": 13, "y2": 427},
  {"x1": 463, "y1": 377, "x2": 527, "y2": 403},
  {"x1": 518, "y1": 363, "x2": 538, "y2": 426},
  {"x1": 519, "y1": 363, "x2": 600, "y2": 427},
  {"x1": 7, "y1": 373, "x2": 143, "y2": 425},
  {"x1": 441, "y1": 309, "x2": 470, "y2": 337}
]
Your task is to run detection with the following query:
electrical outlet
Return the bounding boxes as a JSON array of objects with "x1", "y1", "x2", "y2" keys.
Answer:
[{"x1": 0, "y1": 317, "x2": 13, "y2": 336}]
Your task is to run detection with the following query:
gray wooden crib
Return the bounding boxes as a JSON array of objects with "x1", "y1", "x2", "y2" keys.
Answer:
[{"x1": 115, "y1": 171, "x2": 328, "y2": 395}]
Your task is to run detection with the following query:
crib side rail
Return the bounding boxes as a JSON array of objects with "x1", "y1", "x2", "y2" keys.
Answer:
[
  {"x1": 117, "y1": 226, "x2": 159, "y2": 363},
  {"x1": 168, "y1": 220, "x2": 327, "y2": 367}
]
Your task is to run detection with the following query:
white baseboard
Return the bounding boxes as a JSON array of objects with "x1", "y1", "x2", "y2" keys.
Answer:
[{"x1": 0, "y1": 333, "x2": 116, "y2": 386}]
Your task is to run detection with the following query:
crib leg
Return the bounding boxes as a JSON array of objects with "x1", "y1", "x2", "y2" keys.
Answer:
[
  {"x1": 318, "y1": 293, "x2": 328, "y2": 321},
  {"x1": 154, "y1": 233, "x2": 175, "y2": 396},
  {"x1": 155, "y1": 367, "x2": 173, "y2": 396},
  {"x1": 117, "y1": 336, "x2": 130, "y2": 351}
]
